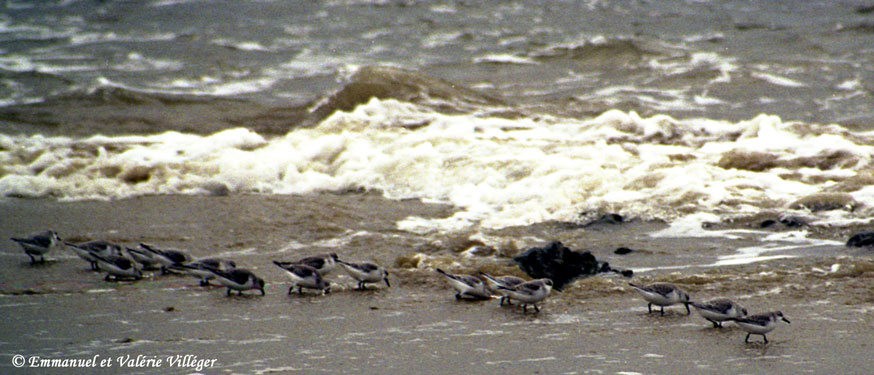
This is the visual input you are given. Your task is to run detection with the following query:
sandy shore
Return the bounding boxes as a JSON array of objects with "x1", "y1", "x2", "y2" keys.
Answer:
[{"x1": 2, "y1": 194, "x2": 874, "y2": 374}]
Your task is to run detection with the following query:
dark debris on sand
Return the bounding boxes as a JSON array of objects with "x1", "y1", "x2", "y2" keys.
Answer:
[
  {"x1": 847, "y1": 232, "x2": 874, "y2": 247},
  {"x1": 513, "y1": 241, "x2": 631, "y2": 291}
]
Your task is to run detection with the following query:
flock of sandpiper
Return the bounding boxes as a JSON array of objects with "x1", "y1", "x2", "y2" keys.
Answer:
[{"x1": 11, "y1": 230, "x2": 790, "y2": 344}]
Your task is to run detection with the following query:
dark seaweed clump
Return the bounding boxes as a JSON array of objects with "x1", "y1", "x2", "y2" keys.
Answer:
[
  {"x1": 847, "y1": 232, "x2": 874, "y2": 247},
  {"x1": 513, "y1": 241, "x2": 631, "y2": 291}
]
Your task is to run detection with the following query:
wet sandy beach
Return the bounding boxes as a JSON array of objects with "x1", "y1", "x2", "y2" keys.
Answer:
[{"x1": 2, "y1": 194, "x2": 874, "y2": 374}]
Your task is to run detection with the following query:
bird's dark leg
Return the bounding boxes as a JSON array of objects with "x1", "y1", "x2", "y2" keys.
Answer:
[
  {"x1": 298, "y1": 286, "x2": 304, "y2": 295},
  {"x1": 762, "y1": 334, "x2": 768, "y2": 344},
  {"x1": 745, "y1": 333, "x2": 751, "y2": 343},
  {"x1": 455, "y1": 293, "x2": 462, "y2": 300},
  {"x1": 238, "y1": 290, "x2": 243, "y2": 296},
  {"x1": 685, "y1": 303, "x2": 691, "y2": 315},
  {"x1": 200, "y1": 279, "x2": 209, "y2": 286},
  {"x1": 647, "y1": 303, "x2": 653, "y2": 314},
  {"x1": 226, "y1": 288, "x2": 232, "y2": 296},
  {"x1": 260, "y1": 288, "x2": 265, "y2": 296},
  {"x1": 660, "y1": 306, "x2": 665, "y2": 316},
  {"x1": 104, "y1": 274, "x2": 111, "y2": 281},
  {"x1": 533, "y1": 304, "x2": 540, "y2": 313},
  {"x1": 499, "y1": 296, "x2": 505, "y2": 306},
  {"x1": 522, "y1": 304, "x2": 528, "y2": 313},
  {"x1": 710, "y1": 320, "x2": 720, "y2": 328},
  {"x1": 358, "y1": 281, "x2": 365, "y2": 290},
  {"x1": 288, "y1": 286, "x2": 294, "y2": 295},
  {"x1": 28, "y1": 254, "x2": 36, "y2": 264}
]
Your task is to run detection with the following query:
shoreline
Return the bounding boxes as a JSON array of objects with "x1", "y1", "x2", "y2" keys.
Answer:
[{"x1": 2, "y1": 193, "x2": 873, "y2": 374}]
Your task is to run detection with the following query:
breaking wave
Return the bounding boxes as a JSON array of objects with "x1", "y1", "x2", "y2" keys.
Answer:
[{"x1": 2, "y1": 94, "x2": 873, "y2": 233}]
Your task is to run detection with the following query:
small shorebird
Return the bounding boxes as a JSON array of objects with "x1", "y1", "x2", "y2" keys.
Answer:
[
  {"x1": 629, "y1": 282, "x2": 691, "y2": 315},
  {"x1": 171, "y1": 258, "x2": 237, "y2": 286},
  {"x1": 93, "y1": 253, "x2": 143, "y2": 281},
  {"x1": 208, "y1": 268, "x2": 266, "y2": 296},
  {"x1": 65, "y1": 240, "x2": 124, "y2": 270},
  {"x1": 498, "y1": 278, "x2": 553, "y2": 313},
  {"x1": 139, "y1": 243, "x2": 192, "y2": 274},
  {"x1": 691, "y1": 298, "x2": 747, "y2": 328},
  {"x1": 127, "y1": 247, "x2": 162, "y2": 270},
  {"x1": 729, "y1": 311, "x2": 790, "y2": 344},
  {"x1": 479, "y1": 272, "x2": 526, "y2": 306},
  {"x1": 337, "y1": 259, "x2": 390, "y2": 290},
  {"x1": 293, "y1": 253, "x2": 339, "y2": 276},
  {"x1": 435, "y1": 268, "x2": 491, "y2": 300},
  {"x1": 11, "y1": 230, "x2": 62, "y2": 264},
  {"x1": 273, "y1": 261, "x2": 331, "y2": 295}
]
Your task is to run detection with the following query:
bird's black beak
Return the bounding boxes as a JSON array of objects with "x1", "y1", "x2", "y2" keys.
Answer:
[{"x1": 782, "y1": 317, "x2": 790, "y2": 324}]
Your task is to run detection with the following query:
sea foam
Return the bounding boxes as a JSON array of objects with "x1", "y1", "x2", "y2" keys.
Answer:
[{"x1": 1, "y1": 99, "x2": 872, "y2": 232}]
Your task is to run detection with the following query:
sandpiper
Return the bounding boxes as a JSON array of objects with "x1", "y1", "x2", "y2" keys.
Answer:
[
  {"x1": 691, "y1": 298, "x2": 747, "y2": 328},
  {"x1": 171, "y1": 258, "x2": 237, "y2": 286},
  {"x1": 629, "y1": 282, "x2": 691, "y2": 315},
  {"x1": 139, "y1": 243, "x2": 192, "y2": 274},
  {"x1": 498, "y1": 278, "x2": 553, "y2": 313},
  {"x1": 65, "y1": 240, "x2": 124, "y2": 270},
  {"x1": 338, "y1": 259, "x2": 390, "y2": 290},
  {"x1": 479, "y1": 272, "x2": 526, "y2": 306},
  {"x1": 93, "y1": 253, "x2": 143, "y2": 281},
  {"x1": 127, "y1": 247, "x2": 162, "y2": 270},
  {"x1": 730, "y1": 311, "x2": 790, "y2": 344},
  {"x1": 208, "y1": 268, "x2": 266, "y2": 296},
  {"x1": 273, "y1": 261, "x2": 331, "y2": 295},
  {"x1": 293, "y1": 253, "x2": 339, "y2": 276},
  {"x1": 435, "y1": 268, "x2": 490, "y2": 300},
  {"x1": 11, "y1": 230, "x2": 62, "y2": 264}
]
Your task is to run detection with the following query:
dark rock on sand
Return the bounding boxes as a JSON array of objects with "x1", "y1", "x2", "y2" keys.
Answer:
[
  {"x1": 614, "y1": 247, "x2": 634, "y2": 255},
  {"x1": 846, "y1": 232, "x2": 874, "y2": 247},
  {"x1": 513, "y1": 241, "x2": 631, "y2": 290},
  {"x1": 760, "y1": 215, "x2": 807, "y2": 229},
  {"x1": 581, "y1": 213, "x2": 624, "y2": 227},
  {"x1": 780, "y1": 216, "x2": 807, "y2": 227},
  {"x1": 760, "y1": 219, "x2": 778, "y2": 228},
  {"x1": 856, "y1": 4, "x2": 874, "y2": 14}
]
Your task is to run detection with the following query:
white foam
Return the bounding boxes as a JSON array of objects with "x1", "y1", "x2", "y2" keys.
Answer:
[
  {"x1": 421, "y1": 31, "x2": 465, "y2": 49},
  {"x1": 751, "y1": 72, "x2": 806, "y2": 88},
  {"x1": 2, "y1": 101, "x2": 873, "y2": 233},
  {"x1": 713, "y1": 232, "x2": 843, "y2": 266},
  {"x1": 69, "y1": 31, "x2": 176, "y2": 45},
  {"x1": 836, "y1": 79, "x2": 861, "y2": 91},
  {"x1": 114, "y1": 52, "x2": 183, "y2": 72},
  {"x1": 473, "y1": 54, "x2": 538, "y2": 65},
  {"x1": 211, "y1": 39, "x2": 272, "y2": 52},
  {"x1": 648, "y1": 52, "x2": 737, "y2": 84}
]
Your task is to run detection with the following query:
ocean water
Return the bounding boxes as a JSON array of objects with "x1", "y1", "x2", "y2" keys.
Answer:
[{"x1": 2, "y1": 0, "x2": 874, "y2": 234}]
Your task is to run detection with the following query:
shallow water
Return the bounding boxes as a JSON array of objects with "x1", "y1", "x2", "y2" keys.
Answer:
[{"x1": 2, "y1": 194, "x2": 873, "y2": 374}]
